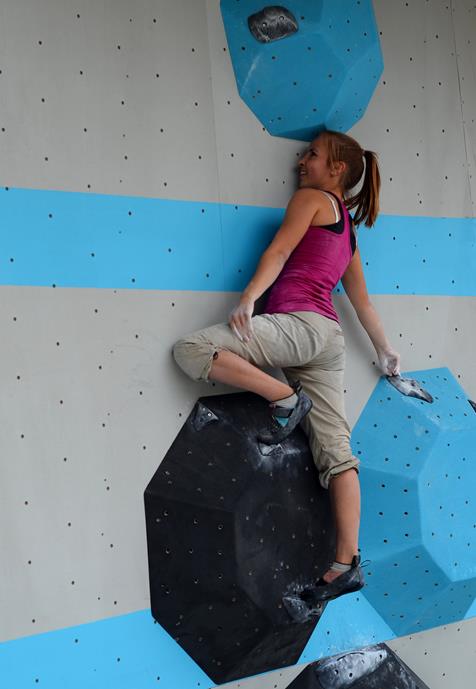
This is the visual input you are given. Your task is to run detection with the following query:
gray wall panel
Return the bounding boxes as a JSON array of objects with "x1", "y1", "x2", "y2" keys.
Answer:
[
  {"x1": 0, "y1": 0, "x2": 220, "y2": 200},
  {"x1": 388, "y1": 617, "x2": 476, "y2": 688},
  {"x1": 364, "y1": 0, "x2": 472, "y2": 217},
  {"x1": 452, "y1": 0, "x2": 476, "y2": 213}
]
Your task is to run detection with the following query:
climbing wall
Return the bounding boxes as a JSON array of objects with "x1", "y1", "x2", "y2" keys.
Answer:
[{"x1": 0, "y1": 0, "x2": 475, "y2": 688}]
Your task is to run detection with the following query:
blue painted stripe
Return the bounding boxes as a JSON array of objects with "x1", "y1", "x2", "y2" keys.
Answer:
[
  {"x1": 0, "y1": 604, "x2": 395, "y2": 688},
  {"x1": 0, "y1": 610, "x2": 211, "y2": 689},
  {"x1": 350, "y1": 215, "x2": 476, "y2": 297},
  {"x1": 1, "y1": 187, "x2": 475, "y2": 295}
]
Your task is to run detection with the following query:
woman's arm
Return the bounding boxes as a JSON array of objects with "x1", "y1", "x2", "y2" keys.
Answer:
[
  {"x1": 341, "y1": 248, "x2": 400, "y2": 375},
  {"x1": 230, "y1": 188, "x2": 323, "y2": 341},
  {"x1": 243, "y1": 188, "x2": 324, "y2": 300}
]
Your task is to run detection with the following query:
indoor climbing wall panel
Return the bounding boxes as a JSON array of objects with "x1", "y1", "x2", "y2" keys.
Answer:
[{"x1": 0, "y1": 0, "x2": 475, "y2": 688}]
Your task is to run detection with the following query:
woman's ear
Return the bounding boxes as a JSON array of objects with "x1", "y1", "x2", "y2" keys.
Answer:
[{"x1": 331, "y1": 160, "x2": 346, "y2": 177}]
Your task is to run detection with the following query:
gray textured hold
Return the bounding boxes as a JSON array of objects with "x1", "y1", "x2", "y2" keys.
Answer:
[
  {"x1": 258, "y1": 441, "x2": 283, "y2": 456},
  {"x1": 248, "y1": 6, "x2": 298, "y2": 43},
  {"x1": 386, "y1": 375, "x2": 434, "y2": 403},
  {"x1": 315, "y1": 649, "x2": 387, "y2": 688},
  {"x1": 191, "y1": 402, "x2": 219, "y2": 431}
]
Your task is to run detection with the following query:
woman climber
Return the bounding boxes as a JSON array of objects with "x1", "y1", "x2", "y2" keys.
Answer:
[{"x1": 173, "y1": 130, "x2": 400, "y2": 604}]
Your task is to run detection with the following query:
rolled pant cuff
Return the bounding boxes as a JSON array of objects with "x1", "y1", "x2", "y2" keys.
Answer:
[{"x1": 319, "y1": 458, "x2": 360, "y2": 490}]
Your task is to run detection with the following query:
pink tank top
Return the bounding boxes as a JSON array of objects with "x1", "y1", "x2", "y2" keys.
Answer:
[{"x1": 264, "y1": 192, "x2": 355, "y2": 324}]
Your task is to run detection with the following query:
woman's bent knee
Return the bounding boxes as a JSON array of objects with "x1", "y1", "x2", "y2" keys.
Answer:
[{"x1": 172, "y1": 337, "x2": 217, "y2": 382}]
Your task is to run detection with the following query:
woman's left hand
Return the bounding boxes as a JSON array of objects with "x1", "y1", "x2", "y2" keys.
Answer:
[{"x1": 377, "y1": 346, "x2": 401, "y2": 376}]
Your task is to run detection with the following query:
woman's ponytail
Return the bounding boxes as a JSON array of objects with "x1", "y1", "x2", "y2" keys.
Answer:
[
  {"x1": 346, "y1": 149, "x2": 381, "y2": 228},
  {"x1": 321, "y1": 131, "x2": 381, "y2": 228}
]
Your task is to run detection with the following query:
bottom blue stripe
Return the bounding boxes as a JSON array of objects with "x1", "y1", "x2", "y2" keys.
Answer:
[{"x1": 0, "y1": 610, "x2": 211, "y2": 689}]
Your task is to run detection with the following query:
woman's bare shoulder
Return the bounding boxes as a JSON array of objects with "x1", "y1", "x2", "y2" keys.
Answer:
[{"x1": 288, "y1": 187, "x2": 329, "y2": 203}]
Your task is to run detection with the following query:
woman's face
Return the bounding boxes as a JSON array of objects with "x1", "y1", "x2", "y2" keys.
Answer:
[{"x1": 297, "y1": 137, "x2": 333, "y2": 189}]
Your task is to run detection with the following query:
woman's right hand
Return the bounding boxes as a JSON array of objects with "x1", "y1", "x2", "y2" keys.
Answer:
[
  {"x1": 377, "y1": 346, "x2": 401, "y2": 376},
  {"x1": 229, "y1": 297, "x2": 255, "y2": 343}
]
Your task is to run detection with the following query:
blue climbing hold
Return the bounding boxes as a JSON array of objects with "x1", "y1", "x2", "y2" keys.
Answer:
[
  {"x1": 220, "y1": 0, "x2": 383, "y2": 140},
  {"x1": 353, "y1": 367, "x2": 476, "y2": 637}
]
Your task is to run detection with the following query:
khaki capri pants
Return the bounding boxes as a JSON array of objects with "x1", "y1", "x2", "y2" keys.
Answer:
[{"x1": 173, "y1": 311, "x2": 359, "y2": 489}]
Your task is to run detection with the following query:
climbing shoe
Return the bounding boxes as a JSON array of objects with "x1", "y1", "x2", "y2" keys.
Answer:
[
  {"x1": 299, "y1": 555, "x2": 365, "y2": 606},
  {"x1": 257, "y1": 380, "x2": 312, "y2": 444}
]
